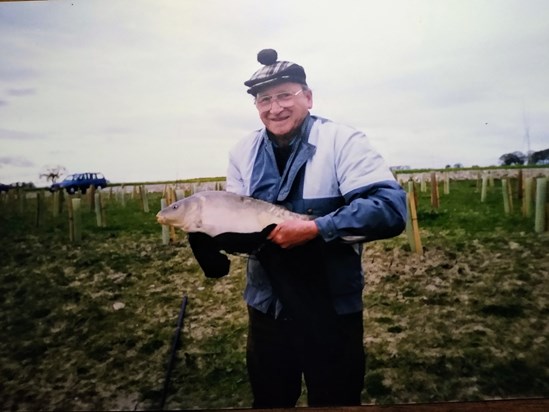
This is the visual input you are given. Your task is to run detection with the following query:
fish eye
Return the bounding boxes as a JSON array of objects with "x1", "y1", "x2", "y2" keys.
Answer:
[{"x1": 172, "y1": 204, "x2": 178, "y2": 210}]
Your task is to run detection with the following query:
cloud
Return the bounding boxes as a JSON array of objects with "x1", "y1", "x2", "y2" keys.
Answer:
[
  {"x1": 1, "y1": 0, "x2": 548, "y2": 186},
  {"x1": 0, "y1": 128, "x2": 43, "y2": 140},
  {"x1": 6, "y1": 88, "x2": 37, "y2": 96},
  {"x1": 0, "y1": 156, "x2": 34, "y2": 168}
]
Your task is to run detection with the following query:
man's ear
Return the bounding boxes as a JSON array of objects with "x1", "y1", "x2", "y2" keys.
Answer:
[{"x1": 305, "y1": 89, "x2": 313, "y2": 109}]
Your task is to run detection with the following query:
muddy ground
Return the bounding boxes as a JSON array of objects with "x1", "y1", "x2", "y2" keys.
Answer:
[{"x1": 0, "y1": 185, "x2": 548, "y2": 410}]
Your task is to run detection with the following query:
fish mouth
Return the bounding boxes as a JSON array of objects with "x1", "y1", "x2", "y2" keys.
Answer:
[{"x1": 156, "y1": 213, "x2": 168, "y2": 225}]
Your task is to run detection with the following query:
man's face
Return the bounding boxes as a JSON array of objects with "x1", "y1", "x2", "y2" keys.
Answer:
[{"x1": 255, "y1": 82, "x2": 313, "y2": 140}]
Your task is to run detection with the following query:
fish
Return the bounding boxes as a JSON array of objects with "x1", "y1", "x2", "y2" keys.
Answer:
[
  {"x1": 156, "y1": 190, "x2": 312, "y2": 237},
  {"x1": 156, "y1": 190, "x2": 365, "y2": 244},
  {"x1": 157, "y1": 190, "x2": 313, "y2": 279},
  {"x1": 156, "y1": 190, "x2": 347, "y2": 325}
]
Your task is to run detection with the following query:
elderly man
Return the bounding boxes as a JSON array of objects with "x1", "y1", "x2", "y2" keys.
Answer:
[{"x1": 226, "y1": 49, "x2": 407, "y2": 408}]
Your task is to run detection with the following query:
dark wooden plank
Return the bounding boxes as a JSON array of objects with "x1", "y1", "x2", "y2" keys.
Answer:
[{"x1": 206, "y1": 398, "x2": 549, "y2": 412}]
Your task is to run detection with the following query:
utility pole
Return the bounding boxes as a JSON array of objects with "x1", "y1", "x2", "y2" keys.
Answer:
[{"x1": 523, "y1": 108, "x2": 531, "y2": 164}]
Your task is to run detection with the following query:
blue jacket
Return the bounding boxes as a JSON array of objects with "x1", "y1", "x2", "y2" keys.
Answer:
[{"x1": 227, "y1": 115, "x2": 407, "y2": 315}]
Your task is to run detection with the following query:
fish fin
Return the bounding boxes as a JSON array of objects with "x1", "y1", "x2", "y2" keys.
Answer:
[
  {"x1": 213, "y1": 224, "x2": 277, "y2": 254},
  {"x1": 187, "y1": 232, "x2": 230, "y2": 278}
]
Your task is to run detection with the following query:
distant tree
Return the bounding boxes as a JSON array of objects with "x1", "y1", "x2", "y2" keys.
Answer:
[
  {"x1": 453, "y1": 163, "x2": 463, "y2": 168},
  {"x1": 530, "y1": 148, "x2": 549, "y2": 165},
  {"x1": 39, "y1": 165, "x2": 67, "y2": 184},
  {"x1": 499, "y1": 151, "x2": 526, "y2": 166}
]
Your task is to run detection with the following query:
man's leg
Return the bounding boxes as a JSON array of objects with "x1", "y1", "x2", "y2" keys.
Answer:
[
  {"x1": 304, "y1": 311, "x2": 365, "y2": 406},
  {"x1": 246, "y1": 306, "x2": 304, "y2": 408}
]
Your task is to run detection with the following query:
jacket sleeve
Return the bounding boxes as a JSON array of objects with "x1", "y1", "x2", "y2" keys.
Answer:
[
  {"x1": 226, "y1": 140, "x2": 248, "y2": 195},
  {"x1": 314, "y1": 180, "x2": 407, "y2": 242},
  {"x1": 226, "y1": 153, "x2": 244, "y2": 195},
  {"x1": 311, "y1": 127, "x2": 407, "y2": 242}
]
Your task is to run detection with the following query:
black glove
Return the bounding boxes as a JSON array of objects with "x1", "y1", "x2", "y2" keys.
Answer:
[{"x1": 187, "y1": 232, "x2": 230, "y2": 278}]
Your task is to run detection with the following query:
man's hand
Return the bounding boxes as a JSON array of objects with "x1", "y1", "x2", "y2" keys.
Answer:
[{"x1": 267, "y1": 219, "x2": 319, "y2": 249}]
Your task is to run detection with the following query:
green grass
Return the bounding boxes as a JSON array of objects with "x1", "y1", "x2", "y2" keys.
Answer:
[{"x1": 0, "y1": 178, "x2": 548, "y2": 409}]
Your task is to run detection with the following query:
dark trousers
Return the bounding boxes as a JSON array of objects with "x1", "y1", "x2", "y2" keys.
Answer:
[{"x1": 246, "y1": 305, "x2": 365, "y2": 408}]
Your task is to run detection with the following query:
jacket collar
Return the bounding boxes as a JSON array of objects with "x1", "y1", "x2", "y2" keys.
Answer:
[{"x1": 253, "y1": 115, "x2": 317, "y2": 202}]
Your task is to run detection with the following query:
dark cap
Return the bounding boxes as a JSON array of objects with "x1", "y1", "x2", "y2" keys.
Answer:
[{"x1": 244, "y1": 49, "x2": 307, "y2": 96}]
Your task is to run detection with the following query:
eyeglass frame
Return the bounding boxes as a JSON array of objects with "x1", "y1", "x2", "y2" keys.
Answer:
[{"x1": 254, "y1": 89, "x2": 304, "y2": 112}]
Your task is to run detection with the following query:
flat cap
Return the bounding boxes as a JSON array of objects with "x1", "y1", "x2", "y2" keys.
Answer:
[{"x1": 244, "y1": 49, "x2": 307, "y2": 96}]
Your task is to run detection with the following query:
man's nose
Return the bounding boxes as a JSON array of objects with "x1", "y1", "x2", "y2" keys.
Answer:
[{"x1": 269, "y1": 99, "x2": 284, "y2": 113}]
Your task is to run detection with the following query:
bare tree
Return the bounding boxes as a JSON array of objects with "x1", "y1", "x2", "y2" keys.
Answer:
[{"x1": 39, "y1": 165, "x2": 67, "y2": 184}]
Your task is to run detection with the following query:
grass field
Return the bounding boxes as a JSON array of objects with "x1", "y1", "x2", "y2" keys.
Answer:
[{"x1": 0, "y1": 176, "x2": 548, "y2": 410}]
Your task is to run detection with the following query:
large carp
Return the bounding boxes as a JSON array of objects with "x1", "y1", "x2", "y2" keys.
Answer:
[{"x1": 156, "y1": 190, "x2": 312, "y2": 237}]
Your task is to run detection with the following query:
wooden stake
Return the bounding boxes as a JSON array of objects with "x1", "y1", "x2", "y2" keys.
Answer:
[
  {"x1": 406, "y1": 192, "x2": 423, "y2": 254},
  {"x1": 119, "y1": 185, "x2": 126, "y2": 207},
  {"x1": 160, "y1": 198, "x2": 170, "y2": 245},
  {"x1": 67, "y1": 195, "x2": 74, "y2": 241},
  {"x1": 430, "y1": 172, "x2": 439, "y2": 210},
  {"x1": 508, "y1": 178, "x2": 514, "y2": 213},
  {"x1": 535, "y1": 177, "x2": 547, "y2": 233},
  {"x1": 17, "y1": 187, "x2": 25, "y2": 214},
  {"x1": 95, "y1": 192, "x2": 103, "y2": 227},
  {"x1": 517, "y1": 169, "x2": 523, "y2": 201},
  {"x1": 140, "y1": 185, "x2": 150, "y2": 213},
  {"x1": 502, "y1": 179, "x2": 510, "y2": 214},
  {"x1": 88, "y1": 185, "x2": 96, "y2": 212},
  {"x1": 72, "y1": 198, "x2": 82, "y2": 243},
  {"x1": 523, "y1": 177, "x2": 533, "y2": 217},
  {"x1": 35, "y1": 190, "x2": 43, "y2": 228},
  {"x1": 481, "y1": 175, "x2": 488, "y2": 202},
  {"x1": 52, "y1": 191, "x2": 60, "y2": 218}
]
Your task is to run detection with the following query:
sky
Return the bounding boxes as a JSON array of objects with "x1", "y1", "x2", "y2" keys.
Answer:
[{"x1": 1, "y1": 0, "x2": 548, "y2": 187}]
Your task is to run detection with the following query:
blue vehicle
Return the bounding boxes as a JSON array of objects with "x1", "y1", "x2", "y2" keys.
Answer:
[{"x1": 50, "y1": 172, "x2": 108, "y2": 194}]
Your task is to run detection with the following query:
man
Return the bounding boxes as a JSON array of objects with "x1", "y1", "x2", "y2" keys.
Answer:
[{"x1": 226, "y1": 49, "x2": 407, "y2": 408}]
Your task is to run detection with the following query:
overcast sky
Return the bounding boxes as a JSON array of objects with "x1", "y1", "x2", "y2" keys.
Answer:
[{"x1": 1, "y1": 0, "x2": 548, "y2": 186}]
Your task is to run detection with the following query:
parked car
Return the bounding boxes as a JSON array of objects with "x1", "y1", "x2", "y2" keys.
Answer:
[{"x1": 50, "y1": 172, "x2": 108, "y2": 194}]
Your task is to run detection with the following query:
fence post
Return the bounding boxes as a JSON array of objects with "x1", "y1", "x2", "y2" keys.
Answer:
[
  {"x1": 481, "y1": 175, "x2": 488, "y2": 202},
  {"x1": 17, "y1": 187, "x2": 25, "y2": 214},
  {"x1": 141, "y1": 185, "x2": 150, "y2": 213},
  {"x1": 430, "y1": 172, "x2": 439, "y2": 210},
  {"x1": 406, "y1": 191, "x2": 423, "y2": 254},
  {"x1": 160, "y1": 198, "x2": 170, "y2": 245},
  {"x1": 88, "y1": 185, "x2": 96, "y2": 212},
  {"x1": 35, "y1": 190, "x2": 44, "y2": 227},
  {"x1": 72, "y1": 198, "x2": 82, "y2": 243},
  {"x1": 502, "y1": 179, "x2": 510, "y2": 214},
  {"x1": 523, "y1": 177, "x2": 534, "y2": 217},
  {"x1": 95, "y1": 192, "x2": 103, "y2": 227},
  {"x1": 67, "y1": 195, "x2": 73, "y2": 241},
  {"x1": 119, "y1": 185, "x2": 126, "y2": 207},
  {"x1": 535, "y1": 177, "x2": 547, "y2": 233},
  {"x1": 52, "y1": 191, "x2": 60, "y2": 218}
]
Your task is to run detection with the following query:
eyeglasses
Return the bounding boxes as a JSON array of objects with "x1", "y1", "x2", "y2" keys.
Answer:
[{"x1": 255, "y1": 89, "x2": 303, "y2": 112}]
